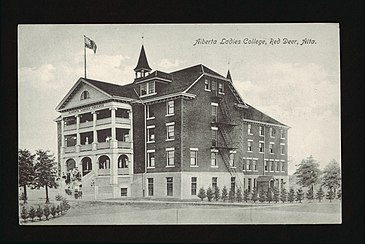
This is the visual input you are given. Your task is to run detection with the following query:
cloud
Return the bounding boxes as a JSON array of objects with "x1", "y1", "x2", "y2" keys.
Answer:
[
  {"x1": 18, "y1": 64, "x2": 58, "y2": 89},
  {"x1": 158, "y1": 59, "x2": 185, "y2": 69}
]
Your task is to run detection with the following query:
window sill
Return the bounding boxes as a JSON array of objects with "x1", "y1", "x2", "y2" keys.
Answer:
[
  {"x1": 166, "y1": 138, "x2": 175, "y2": 142},
  {"x1": 270, "y1": 153, "x2": 274, "y2": 155},
  {"x1": 190, "y1": 165, "x2": 199, "y2": 168},
  {"x1": 166, "y1": 165, "x2": 175, "y2": 168},
  {"x1": 205, "y1": 89, "x2": 211, "y2": 92},
  {"x1": 211, "y1": 165, "x2": 218, "y2": 168},
  {"x1": 218, "y1": 92, "x2": 225, "y2": 95},
  {"x1": 165, "y1": 113, "x2": 175, "y2": 117},
  {"x1": 140, "y1": 92, "x2": 157, "y2": 98},
  {"x1": 259, "y1": 152, "x2": 264, "y2": 154},
  {"x1": 146, "y1": 117, "x2": 155, "y2": 120},
  {"x1": 230, "y1": 166, "x2": 236, "y2": 169},
  {"x1": 147, "y1": 141, "x2": 155, "y2": 144},
  {"x1": 259, "y1": 135, "x2": 264, "y2": 137},
  {"x1": 147, "y1": 167, "x2": 155, "y2": 169},
  {"x1": 247, "y1": 150, "x2": 253, "y2": 153},
  {"x1": 248, "y1": 133, "x2": 253, "y2": 136}
]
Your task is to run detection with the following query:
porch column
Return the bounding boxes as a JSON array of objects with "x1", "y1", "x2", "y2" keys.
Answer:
[
  {"x1": 76, "y1": 114, "x2": 80, "y2": 152},
  {"x1": 60, "y1": 118, "x2": 65, "y2": 155},
  {"x1": 129, "y1": 109, "x2": 134, "y2": 175},
  {"x1": 110, "y1": 107, "x2": 117, "y2": 149},
  {"x1": 92, "y1": 111, "x2": 98, "y2": 150}
]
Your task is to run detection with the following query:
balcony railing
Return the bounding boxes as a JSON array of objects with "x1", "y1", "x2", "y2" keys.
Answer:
[
  {"x1": 97, "y1": 142, "x2": 110, "y2": 149},
  {"x1": 80, "y1": 144, "x2": 92, "y2": 151},
  {"x1": 64, "y1": 146, "x2": 76, "y2": 153},
  {"x1": 79, "y1": 121, "x2": 93, "y2": 129},
  {"x1": 96, "y1": 118, "x2": 112, "y2": 126},
  {"x1": 118, "y1": 141, "x2": 131, "y2": 149},
  {"x1": 64, "y1": 124, "x2": 76, "y2": 131},
  {"x1": 118, "y1": 168, "x2": 129, "y2": 175},
  {"x1": 115, "y1": 117, "x2": 131, "y2": 125},
  {"x1": 98, "y1": 168, "x2": 110, "y2": 176}
]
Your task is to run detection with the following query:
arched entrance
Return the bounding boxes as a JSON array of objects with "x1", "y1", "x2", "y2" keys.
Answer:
[
  {"x1": 98, "y1": 155, "x2": 110, "y2": 169},
  {"x1": 118, "y1": 155, "x2": 129, "y2": 168},
  {"x1": 81, "y1": 157, "x2": 92, "y2": 176},
  {"x1": 66, "y1": 158, "x2": 76, "y2": 171}
]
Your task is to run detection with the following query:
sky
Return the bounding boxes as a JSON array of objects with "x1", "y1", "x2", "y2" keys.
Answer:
[{"x1": 18, "y1": 24, "x2": 341, "y2": 174}]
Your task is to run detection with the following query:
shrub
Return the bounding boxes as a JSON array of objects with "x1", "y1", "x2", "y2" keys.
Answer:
[
  {"x1": 273, "y1": 187, "x2": 280, "y2": 203},
  {"x1": 243, "y1": 189, "x2": 250, "y2": 203},
  {"x1": 251, "y1": 189, "x2": 258, "y2": 203},
  {"x1": 62, "y1": 199, "x2": 71, "y2": 211},
  {"x1": 29, "y1": 206, "x2": 36, "y2": 221},
  {"x1": 50, "y1": 205, "x2": 57, "y2": 218},
  {"x1": 266, "y1": 188, "x2": 273, "y2": 203},
  {"x1": 36, "y1": 205, "x2": 43, "y2": 221},
  {"x1": 55, "y1": 194, "x2": 64, "y2": 201},
  {"x1": 280, "y1": 188, "x2": 288, "y2": 203},
  {"x1": 258, "y1": 189, "x2": 266, "y2": 203},
  {"x1": 326, "y1": 188, "x2": 335, "y2": 202},
  {"x1": 56, "y1": 205, "x2": 60, "y2": 215},
  {"x1": 206, "y1": 187, "x2": 213, "y2": 202},
  {"x1": 59, "y1": 202, "x2": 64, "y2": 215},
  {"x1": 288, "y1": 188, "x2": 295, "y2": 203},
  {"x1": 306, "y1": 187, "x2": 314, "y2": 201},
  {"x1": 315, "y1": 187, "x2": 325, "y2": 202},
  {"x1": 213, "y1": 186, "x2": 220, "y2": 201},
  {"x1": 228, "y1": 187, "x2": 236, "y2": 203},
  {"x1": 221, "y1": 186, "x2": 228, "y2": 202},
  {"x1": 236, "y1": 188, "x2": 243, "y2": 203},
  {"x1": 19, "y1": 192, "x2": 26, "y2": 202},
  {"x1": 197, "y1": 187, "x2": 206, "y2": 201},
  {"x1": 337, "y1": 188, "x2": 342, "y2": 200},
  {"x1": 20, "y1": 205, "x2": 29, "y2": 221},
  {"x1": 296, "y1": 188, "x2": 304, "y2": 203},
  {"x1": 65, "y1": 188, "x2": 72, "y2": 196},
  {"x1": 43, "y1": 205, "x2": 51, "y2": 220}
]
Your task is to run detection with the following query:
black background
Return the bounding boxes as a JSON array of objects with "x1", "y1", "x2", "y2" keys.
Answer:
[{"x1": 1, "y1": 0, "x2": 364, "y2": 243}]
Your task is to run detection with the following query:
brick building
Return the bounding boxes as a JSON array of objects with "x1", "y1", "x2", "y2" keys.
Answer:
[{"x1": 55, "y1": 45, "x2": 289, "y2": 199}]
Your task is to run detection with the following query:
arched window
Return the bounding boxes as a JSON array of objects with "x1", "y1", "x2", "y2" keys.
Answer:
[
  {"x1": 80, "y1": 90, "x2": 90, "y2": 100},
  {"x1": 81, "y1": 157, "x2": 92, "y2": 176},
  {"x1": 118, "y1": 155, "x2": 129, "y2": 168},
  {"x1": 98, "y1": 155, "x2": 110, "y2": 169},
  {"x1": 66, "y1": 158, "x2": 76, "y2": 171}
]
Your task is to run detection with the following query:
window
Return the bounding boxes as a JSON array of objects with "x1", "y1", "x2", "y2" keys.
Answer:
[
  {"x1": 140, "y1": 83, "x2": 147, "y2": 96},
  {"x1": 253, "y1": 178, "x2": 256, "y2": 189},
  {"x1": 147, "y1": 105, "x2": 155, "y2": 119},
  {"x1": 166, "y1": 149, "x2": 175, "y2": 166},
  {"x1": 190, "y1": 150, "x2": 198, "y2": 166},
  {"x1": 269, "y1": 143, "x2": 274, "y2": 154},
  {"x1": 166, "y1": 177, "x2": 173, "y2": 196},
  {"x1": 212, "y1": 177, "x2": 218, "y2": 189},
  {"x1": 259, "y1": 126, "x2": 264, "y2": 136},
  {"x1": 147, "y1": 126, "x2": 155, "y2": 142},
  {"x1": 212, "y1": 128, "x2": 218, "y2": 147},
  {"x1": 140, "y1": 82, "x2": 155, "y2": 96},
  {"x1": 281, "y1": 129, "x2": 285, "y2": 139},
  {"x1": 280, "y1": 144, "x2": 285, "y2": 155},
  {"x1": 167, "y1": 101, "x2": 174, "y2": 115},
  {"x1": 270, "y1": 161, "x2": 274, "y2": 171},
  {"x1": 247, "y1": 159, "x2": 251, "y2": 170},
  {"x1": 118, "y1": 155, "x2": 129, "y2": 168},
  {"x1": 247, "y1": 140, "x2": 253, "y2": 152},
  {"x1": 242, "y1": 160, "x2": 245, "y2": 170},
  {"x1": 147, "y1": 150, "x2": 155, "y2": 168},
  {"x1": 281, "y1": 162, "x2": 285, "y2": 172},
  {"x1": 80, "y1": 90, "x2": 90, "y2": 100},
  {"x1": 120, "y1": 188, "x2": 127, "y2": 196},
  {"x1": 166, "y1": 124, "x2": 175, "y2": 140},
  {"x1": 264, "y1": 161, "x2": 268, "y2": 171},
  {"x1": 276, "y1": 161, "x2": 280, "y2": 171},
  {"x1": 229, "y1": 153, "x2": 235, "y2": 167},
  {"x1": 218, "y1": 82, "x2": 224, "y2": 93},
  {"x1": 191, "y1": 177, "x2": 197, "y2": 195},
  {"x1": 248, "y1": 178, "x2": 252, "y2": 192},
  {"x1": 211, "y1": 80, "x2": 217, "y2": 91},
  {"x1": 259, "y1": 142, "x2": 264, "y2": 153},
  {"x1": 253, "y1": 160, "x2": 257, "y2": 171},
  {"x1": 231, "y1": 177, "x2": 236, "y2": 191},
  {"x1": 211, "y1": 152, "x2": 217, "y2": 167},
  {"x1": 281, "y1": 179, "x2": 284, "y2": 189},
  {"x1": 211, "y1": 104, "x2": 218, "y2": 121},
  {"x1": 248, "y1": 124, "x2": 252, "y2": 135},
  {"x1": 204, "y1": 79, "x2": 211, "y2": 90},
  {"x1": 148, "y1": 178, "x2": 154, "y2": 196},
  {"x1": 270, "y1": 128, "x2": 276, "y2": 138}
]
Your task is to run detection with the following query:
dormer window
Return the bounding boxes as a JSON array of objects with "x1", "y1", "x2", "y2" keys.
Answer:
[
  {"x1": 140, "y1": 81, "x2": 156, "y2": 97},
  {"x1": 80, "y1": 90, "x2": 90, "y2": 100},
  {"x1": 218, "y1": 83, "x2": 224, "y2": 93}
]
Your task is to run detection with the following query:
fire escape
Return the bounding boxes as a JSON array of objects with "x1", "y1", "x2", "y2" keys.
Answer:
[{"x1": 211, "y1": 88, "x2": 245, "y2": 191}]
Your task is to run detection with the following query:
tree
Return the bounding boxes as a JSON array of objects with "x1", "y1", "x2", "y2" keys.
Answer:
[
  {"x1": 288, "y1": 188, "x2": 295, "y2": 203},
  {"x1": 251, "y1": 188, "x2": 258, "y2": 203},
  {"x1": 228, "y1": 187, "x2": 236, "y2": 202},
  {"x1": 18, "y1": 149, "x2": 35, "y2": 204},
  {"x1": 213, "y1": 186, "x2": 220, "y2": 201},
  {"x1": 280, "y1": 188, "x2": 288, "y2": 203},
  {"x1": 266, "y1": 188, "x2": 273, "y2": 203},
  {"x1": 322, "y1": 160, "x2": 341, "y2": 196},
  {"x1": 306, "y1": 187, "x2": 314, "y2": 201},
  {"x1": 273, "y1": 187, "x2": 280, "y2": 203},
  {"x1": 243, "y1": 189, "x2": 250, "y2": 203},
  {"x1": 206, "y1": 187, "x2": 213, "y2": 202},
  {"x1": 258, "y1": 189, "x2": 266, "y2": 203},
  {"x1": 337, "y1": 188, "x2": 342, "y2": 200},
  {"x1": 296, "y1": 188, "x2": 304, "y2": 203},
  {"x1": 33, "y1": 150, "x2": 58, "y2": 204},
  {"x1": 221, "y1": 186, "x2": 228, "y2": 202},
  {"x1": 197, "y1": 187, "x2": 206, "y2": 201},
  {"x1": 326, "y1": 187, "x2": 335, "y2": 202},
  {"x1": 316, "y1": 187, "x2": 325, "y2": 202},
  {"x1": 236, "y1": 188, "x2": 243, "y2": 202},
  {"x1": 294, "y1": 155, "x2": 321, "y2": 193}
]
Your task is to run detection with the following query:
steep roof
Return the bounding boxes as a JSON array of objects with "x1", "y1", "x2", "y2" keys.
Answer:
[
  {"x1": 84, "y1": 78, "x2": 139, "y2": 100},
  {"x1": 244, "y1": 104, "x2": 287, "y2": 127},
  {"x1": 134, "y1": 45, "x2": 152, "y2": 72}
]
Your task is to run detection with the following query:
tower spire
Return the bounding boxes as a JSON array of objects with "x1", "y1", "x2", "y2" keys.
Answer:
[
  {"x1": 226, "y1": 58, "x2": 232, "y2": 82},
  {"x1": 134, "y1": 44, "x2": 152, "y2": 79}
]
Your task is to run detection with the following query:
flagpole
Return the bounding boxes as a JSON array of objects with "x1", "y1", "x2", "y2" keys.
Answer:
[{"x1": 84, "y1": 35, "x2": 87, "y2": 79}]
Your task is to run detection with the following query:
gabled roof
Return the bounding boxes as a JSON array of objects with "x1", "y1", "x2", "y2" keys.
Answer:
[
  {"x1": 135, "y1": 70, "x2": 173, "y2": 83},
  {"x1": 84, "y1": 78, "x2": 139, "y2": 100},
  {"x1": 244, "y1": 104, "x2": 287, "y2": 127},
  {"x1": 134, "y1": 45, "x2": 152, "y2": 72}
]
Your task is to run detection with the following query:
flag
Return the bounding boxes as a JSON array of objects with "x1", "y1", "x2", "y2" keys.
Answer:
[{"x1": 84, "y1": 35, "x2": 97, "y2": 54}]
